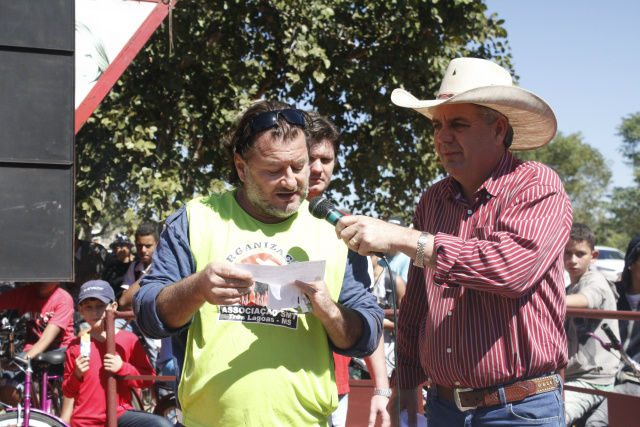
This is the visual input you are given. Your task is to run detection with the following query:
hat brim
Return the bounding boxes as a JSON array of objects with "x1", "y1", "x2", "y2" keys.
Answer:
[
  {"x1": 110, "y1": 242, "x2": 134, "y2": 249},
  {"x1": 391, "y1": 86, "x2": 557, "y2": 151},
  {"x1": 78, "y1": 293, "x2": 113, "y2": 304}
]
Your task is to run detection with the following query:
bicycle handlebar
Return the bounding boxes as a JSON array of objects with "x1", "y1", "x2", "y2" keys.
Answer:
[{"x1": 602, "y1": 323, "x2": 622, "y2": 349}]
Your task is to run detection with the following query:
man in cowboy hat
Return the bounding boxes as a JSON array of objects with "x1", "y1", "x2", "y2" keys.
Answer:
[{"x1": 335, "y1": 57, "x2": 572, "y2": 426}]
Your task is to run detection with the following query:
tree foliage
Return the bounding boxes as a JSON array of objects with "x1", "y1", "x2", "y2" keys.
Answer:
[
  {"x1": 607, "y1": 112, "x2": 640, "y2": 248},
  {"x1": 516, "y1": 132, "x2": 611, "y2": 227},
  {"x1": 618, "y1": 112, "x2": 640, "y2": 174},
  {"x1": 75, "y1": 0, "x2": 512, "y2": 233}
]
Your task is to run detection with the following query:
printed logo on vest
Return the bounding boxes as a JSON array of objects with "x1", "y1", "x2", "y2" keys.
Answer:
[{"x1": 218, "y1": 245, "x2": 299, "y2": 329}]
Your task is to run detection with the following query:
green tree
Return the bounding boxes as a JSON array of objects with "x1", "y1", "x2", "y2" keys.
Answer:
[
  {"x1": 76, "y1": 0, "x2": 512, "y2": 232},
  {"x1": 618, "y1": 112, "x2": 640, "y2": 172},
  {"x1": 516, "y1": 132, "x2": 611, "y2": 228},
  {"x1": 608, "y1": 112, "x2": 640, "y2": 247}
]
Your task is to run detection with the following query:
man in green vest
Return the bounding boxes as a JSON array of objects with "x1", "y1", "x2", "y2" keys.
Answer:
[{"x1": 133, "y1": 100, "x2": 384, "y2": 427}]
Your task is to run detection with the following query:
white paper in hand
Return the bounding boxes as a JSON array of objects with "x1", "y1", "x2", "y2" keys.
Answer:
[{"x1": 234, "y1": 261, "x2": 325, "y2": 313}]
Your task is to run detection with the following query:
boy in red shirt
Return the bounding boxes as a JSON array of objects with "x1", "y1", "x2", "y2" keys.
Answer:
[
  {"x1": 62, "y1": 280, "x2": 172, "y2": 427},
  {"x1": 0, "y1": 282, "x2": 74, "y2": 405}
]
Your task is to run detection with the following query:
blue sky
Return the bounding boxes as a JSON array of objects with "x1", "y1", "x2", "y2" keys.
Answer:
[{"x1": 486, "y1": 0, "x2": 640, "y2": 189}]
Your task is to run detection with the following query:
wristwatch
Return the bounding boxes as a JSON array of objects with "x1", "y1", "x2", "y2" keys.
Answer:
[
  {"x1": 413, "y1": 231, "x2": 430, "y2": 268},
  {"x1": 372, "y1": 388, "x2": 392, "y2": 398}
]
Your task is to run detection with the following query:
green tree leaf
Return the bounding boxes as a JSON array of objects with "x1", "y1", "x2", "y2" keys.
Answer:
[{"x1": 75, "y1": 0, "x2": 513, "y2": 233}]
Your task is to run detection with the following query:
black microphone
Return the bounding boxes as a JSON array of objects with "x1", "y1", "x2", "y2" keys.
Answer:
[
  {"x1": 309, "y1": 196, "x2": 384, "y2": 257},
  {"x1": 309, "y1": 196, "x2": 348, "y2": 225}
]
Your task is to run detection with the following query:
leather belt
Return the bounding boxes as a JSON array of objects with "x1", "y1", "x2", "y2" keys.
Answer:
[{"x1": 434, "y1": 375, "x2": 560, "y2": 412}]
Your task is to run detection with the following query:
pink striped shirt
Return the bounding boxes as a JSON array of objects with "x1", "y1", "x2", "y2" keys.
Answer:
[{"x1": 396, "y1": 151, "x2": 572, "y2": 389}]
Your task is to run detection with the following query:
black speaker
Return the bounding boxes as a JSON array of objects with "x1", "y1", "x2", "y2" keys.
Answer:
[{"x1": 0, "y1": 0, "x2": 74, "y2": 281}]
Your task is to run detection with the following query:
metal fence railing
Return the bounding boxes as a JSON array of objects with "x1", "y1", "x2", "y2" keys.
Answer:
[{"x1": 104, "y1": 308, "x2": 640, "y2": 427}]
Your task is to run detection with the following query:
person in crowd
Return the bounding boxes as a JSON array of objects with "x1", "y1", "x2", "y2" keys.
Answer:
[
  {"x1": 62, "y1": 280, "x2": 173, "y2": 427},
  {"x1": 306, "y1": 110, "x2": 391, "y2": 427},
  {"x1": 381, "y1": 217, "x2": 412, "y2": 283},
  {"x1": 564, "y1": 223, "x2": 620, "y2": 425},
  {"x1": 132, "y1": 100, "x2": 383, "y2": 427},
  {"x1": 102, "y1": 233, "x2": 137, "y2": 300},
  {"x1": 0, "y1": 282, "x2": 75, "y2": 406},
  {"x1": 119, "y1": 223, "x2": 159, "y2": 311},
  {"x1": 65, "y1": 234, "x2": 109, "y2": 302},
  {"x1": 354, "y1": 253, "x2": 406, "y2": 376},
  {"x1": 118, "y1": 222, "x2": 161, "y2": 372},
  {"x1": 335, "y1": 57, "x2": 572, "y2": 426},
  {"x1": 585, "y1": 233, "x2": 640, "y2": 427}
]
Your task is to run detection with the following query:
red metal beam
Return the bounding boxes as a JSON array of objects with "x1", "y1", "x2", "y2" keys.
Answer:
[
  {"x1": 567, "y1": 307, "x2": 640, "y2": 321},
  {"x1": 105, "y1": 309, "x2": 117, "y2": 427},
  {"x1": 75, "y1": 0, "x2": 179, "y2": 134}
]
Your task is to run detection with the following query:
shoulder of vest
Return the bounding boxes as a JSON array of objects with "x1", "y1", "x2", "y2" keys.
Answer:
[{"x1": 186, "y1": 192, "x2": 235, "y2": 213}]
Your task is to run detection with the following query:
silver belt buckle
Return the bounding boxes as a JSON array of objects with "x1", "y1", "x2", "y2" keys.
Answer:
[{"x1": 453, "y1": 387, "x2": 475, "y2": 411}]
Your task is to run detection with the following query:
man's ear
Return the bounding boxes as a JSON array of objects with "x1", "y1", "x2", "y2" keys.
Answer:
[
  {"x1": 494, "y1": 116, "x2": 509, "y2": 147},
  {"x1": 591, "y1": 249, "x2": 599, "y2": 263},
  {"x1": 109, "y1": 301, "x2": 118, "y2": 311},
  {"x1": 234, "y1": 153, "x2": 247, "y2": 183}
]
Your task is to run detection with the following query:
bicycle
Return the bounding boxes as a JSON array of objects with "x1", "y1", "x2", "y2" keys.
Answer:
[
  {"x1": 0, "y1": 313, "x2": 69, "y2": 426},
  {"x1": 590, "y1": 322, "x2": 640, "y2": 379},
  {"x1": 0, "y1": 354, "x2": 68, "y2": 427},
  {"x1": 128, "y1": 379, "x2": 178, "y2": 423},
  {"x1": 151, "y1": 382, "x2": 178, "y2": 424}
]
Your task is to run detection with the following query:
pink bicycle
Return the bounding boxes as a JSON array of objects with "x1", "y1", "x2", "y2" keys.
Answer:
[
  {"x1": 0, "y1": 313, "x2": 68, "y2": 427},
  {"x1": 0, "y1": 353, "x2": 69, "y2": 427}
]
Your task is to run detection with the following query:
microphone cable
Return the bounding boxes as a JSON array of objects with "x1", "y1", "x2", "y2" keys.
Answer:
[{"x1": 377, "y1": 254, "x2": 401, "y2": 427}]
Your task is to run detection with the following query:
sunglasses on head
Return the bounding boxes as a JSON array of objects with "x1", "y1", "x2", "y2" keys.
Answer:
[{"x1": 249, "y1": 109, "x2": 306, "y2": 133}]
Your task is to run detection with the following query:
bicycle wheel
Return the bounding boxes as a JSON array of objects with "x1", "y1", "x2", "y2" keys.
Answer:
[
  {"x1": 153, "y1": 394, "x2": 178, "y2": 424},
  {"x1": 0, "y1": 410, "x2": 67, "y2": 427},
  {"x1": 48, "y1": 377, "x2": 64, "y2": 416},
  {"x1": 130, "y1": 387, "x2": 144, "y2": 411},
  {"x1": 29, "y1": 375, "x2": 64, "y2": 417}
]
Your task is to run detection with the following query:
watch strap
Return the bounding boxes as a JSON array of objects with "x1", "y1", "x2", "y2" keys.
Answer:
[
  {"x1": 413, "y1": 231, "x2": 430, "y2": 268},
  {"x1": 372, "y1": 388, "x2": 392, "y2": 398}
]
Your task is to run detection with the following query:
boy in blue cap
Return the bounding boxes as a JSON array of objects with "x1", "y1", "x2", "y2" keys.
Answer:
[{"x1": 62, "y1": 280, "x2": 172, "y2": 427}]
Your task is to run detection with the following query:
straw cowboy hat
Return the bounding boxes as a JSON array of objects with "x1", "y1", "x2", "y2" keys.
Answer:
[{"x1": 390, "y1": 57, "x2": 557, "y2": 150}]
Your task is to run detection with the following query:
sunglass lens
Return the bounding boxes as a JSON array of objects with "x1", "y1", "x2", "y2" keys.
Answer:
[
  {"x1": 250, "y1": 109, "x2": 305, "y2": 133},
  {"x1": 279, "y1": 110, "x2": 305, "y2": 127},
  {"x1": 250, "y1": 112, "x2": 279, "y2": 133}
]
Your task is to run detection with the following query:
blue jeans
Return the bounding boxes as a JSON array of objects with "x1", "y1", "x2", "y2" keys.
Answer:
[
  {"x1": 118, "y1": 409, "x2": 174, "y2": 427},
  {"x1": 426, "y1": 375, "x2": 565, "y2": 427}
]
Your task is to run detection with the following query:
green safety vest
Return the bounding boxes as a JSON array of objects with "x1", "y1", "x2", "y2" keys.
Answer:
[{"x1": 180, "y1": 191, "x2": 349, "y2": 427}]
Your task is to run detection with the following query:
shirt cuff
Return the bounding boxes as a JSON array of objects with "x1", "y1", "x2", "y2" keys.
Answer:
[
  {"x1": 330, "y1": 307, "x2": 383, "y2": 358},
  {"x1": 432, "y1": 233, "x2": 462, "y2": 287},
  {"x1": 133, "y1": 283, "x2": 191, "y2": 339}
]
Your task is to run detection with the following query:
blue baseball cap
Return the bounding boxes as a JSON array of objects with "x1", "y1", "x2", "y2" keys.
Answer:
[{"x1": 78, "y1": 280, "x2": 115, "y2": 304}]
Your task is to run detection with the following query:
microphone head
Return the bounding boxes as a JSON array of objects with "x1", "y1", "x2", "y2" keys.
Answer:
[{"x1": 309, "y1": 196, "x2": 334, "y2": 219}]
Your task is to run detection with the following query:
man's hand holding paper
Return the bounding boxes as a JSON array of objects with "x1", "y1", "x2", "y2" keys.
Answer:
[
  {"x1": 199, "y1": 261, "x2": 254, "y2": 306},
  {"x1": 234, "y1": 260, "x2": 326, "y2": 313}
]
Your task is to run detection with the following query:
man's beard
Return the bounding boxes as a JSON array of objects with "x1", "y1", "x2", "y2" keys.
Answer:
[{"x1": 243, "y1": 171, "x2": 309, "y2": 220}]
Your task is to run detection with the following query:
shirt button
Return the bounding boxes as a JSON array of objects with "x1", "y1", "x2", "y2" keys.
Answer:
[
  {"x1": 467, "y1": 209, "x2": 472, "y2": 214},
  {"x1": 447, "y1": 311, "x2": 453, "y2": 316},
  {"x1": 446, "y1": 348, "x2": 452, "y2": 353},
  {"x1": 455, "y1": 381, "x2": 460, "y2": 386},
  {"x1": 486, "y1": 195, "x2": 491, "y2": 199}
]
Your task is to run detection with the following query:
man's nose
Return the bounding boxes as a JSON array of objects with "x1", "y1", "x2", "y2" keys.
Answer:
[
  {"x1": 310, "y1": 159, "x2": 322, "y2": 174},
  {"x1": 282, "y1": 167, "x2": 298, "y2": 188},
  {"x1": 435, "y1": 125, "x2": 454, "y2": 144}
]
